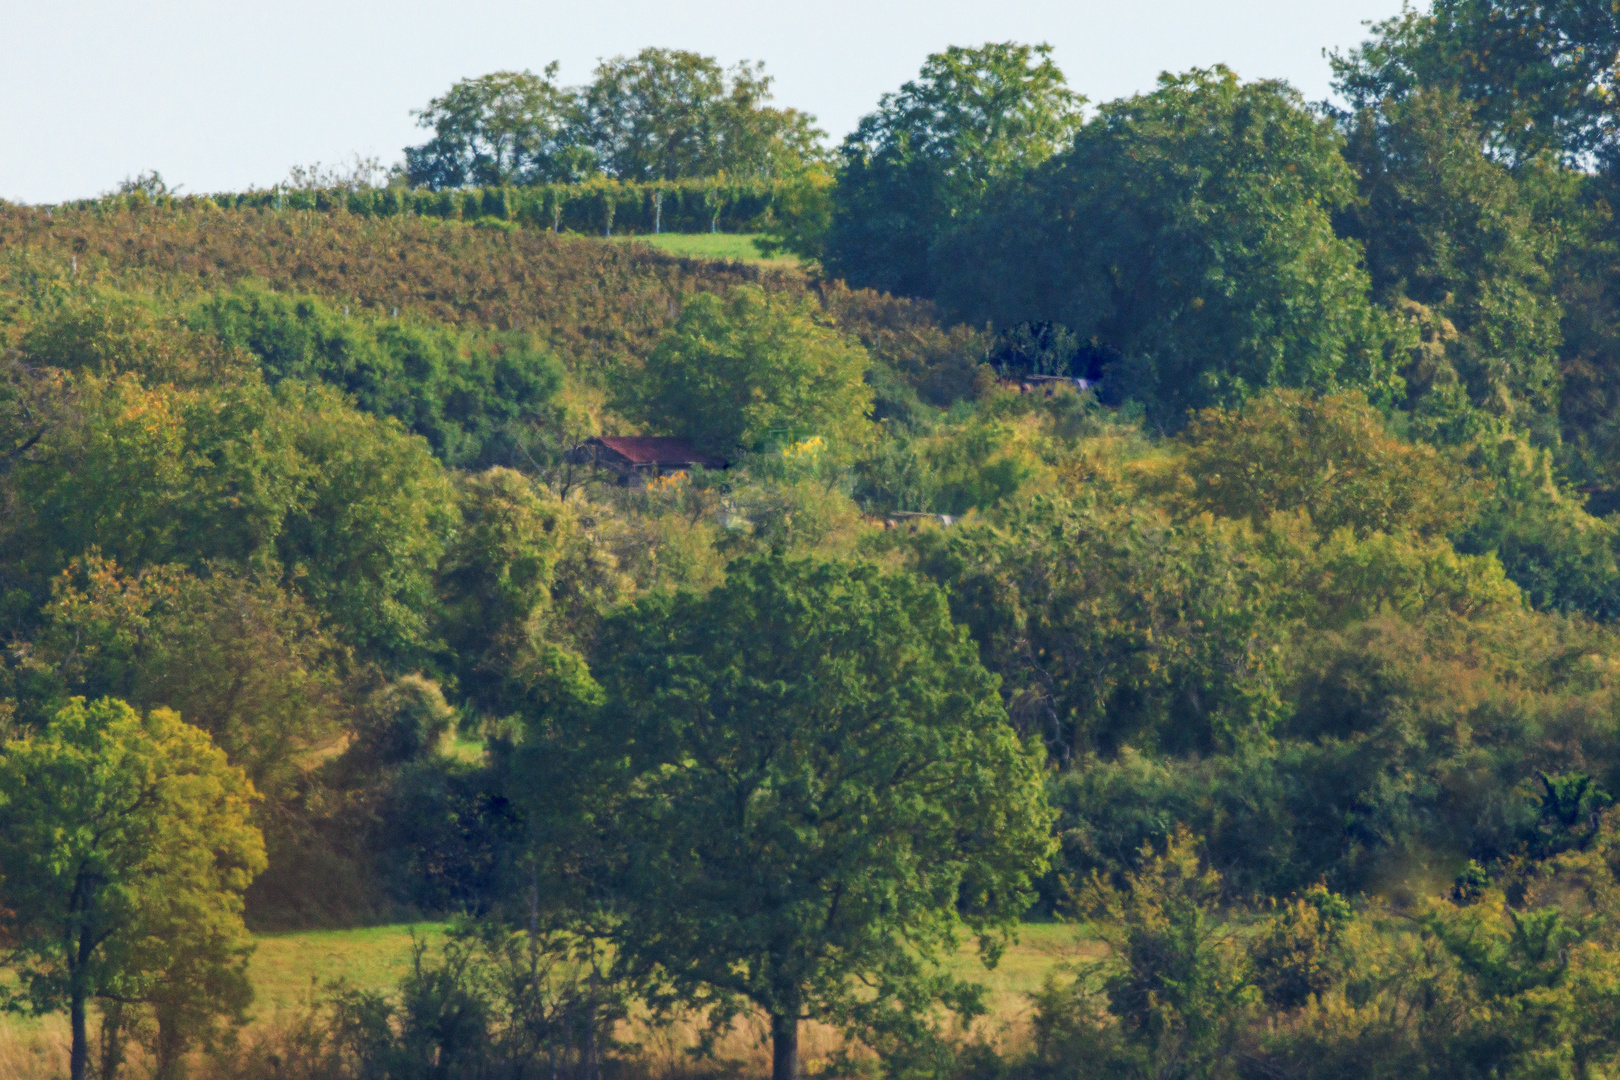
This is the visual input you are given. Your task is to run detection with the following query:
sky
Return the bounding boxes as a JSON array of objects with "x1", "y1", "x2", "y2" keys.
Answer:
[{"x1": 0, "y1": 0, "x2": 1409, "y2": 205}]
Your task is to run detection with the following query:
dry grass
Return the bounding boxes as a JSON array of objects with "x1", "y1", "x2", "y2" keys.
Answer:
[
  {"x1": 608, "y1": 922, "x2": 1091, "y2": 1079},
  {"x1": 0, "y1": 1017, "x2": 67, "y2": 1080},
  {"x1": 0, "y1": 922, "x2": 1089, "y2": 1079}
]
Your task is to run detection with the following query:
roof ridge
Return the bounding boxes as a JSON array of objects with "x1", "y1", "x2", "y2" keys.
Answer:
[{"x1": 591, "y1": 435, "x2": 726, "y2": 466}]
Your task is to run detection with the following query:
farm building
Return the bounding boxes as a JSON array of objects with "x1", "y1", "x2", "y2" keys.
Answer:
[{"x1": 569, "y1": 436, "x2": 727, "y2": 485}]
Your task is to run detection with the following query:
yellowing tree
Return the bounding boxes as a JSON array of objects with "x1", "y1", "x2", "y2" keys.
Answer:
[
  {"x1": 0, "y1": 698, "x2": 266, "y2": 1080},
  {"x1": 1178, "y1": 388, "x2": 1481, "y2": 540}
]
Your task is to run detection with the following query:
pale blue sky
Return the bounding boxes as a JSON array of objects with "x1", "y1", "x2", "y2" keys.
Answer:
[{"x1": 0, "y1": 0, "x2": 1408, "y2": 204}]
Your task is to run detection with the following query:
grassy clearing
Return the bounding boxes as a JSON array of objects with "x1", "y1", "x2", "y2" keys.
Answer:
[
  {"x1": 249, "y1": 923, "x2": 446, "y2": 1014},
  {"x1": 241, "y1": 920, "x2": 1082, "y2": 1021},
  {"x1": 0, "y1": 928, "x2": 437, "y2": 1080},
  {"x1": 947, "y1": 922, "x2": 1091, "y2": 1027},
  {"x1": 609, "y1": 232, "x2": 801, "y2": 269},
  {"x1": 0, "y1": 922, "x2": 1084, "y2": 1077}
]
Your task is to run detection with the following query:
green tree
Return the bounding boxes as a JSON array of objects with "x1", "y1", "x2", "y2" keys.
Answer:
[
  {"x1": 0, "y1": 353, "x2": 73, "y2": 485},
  {"x1": 1553, "y1": 170, "x2": 1620, "y2": 496},
  {"x1": 404, "y1": 67, "x2": 582, "y2": 189},
  {"x1": 8, "y1": 554, "x2": 344, "y2": 797},
  {"x1": 1249, "y1": 884, "x2": 1353, "y2": 1010},
  {"x1": 824, "y1": 42, "x2": 1083, "y2": 297},
  {"x1": 755, "y1": 165, "x2": 836, "y2": 264},
  {"x1": 936, "y1": 67, "x2": 1396, "y2": 430},
  {"x1": 1338, "y1": 89, "x2": 1562, "y2": 443},
  {"x1": 192, "y1": 281, "x2": 565, "y2": 468},
  {"x1": 274, "y1": 381, "x2": 457, "y2": 665},
  {"x1": 580, "y1": 49, "x2": 824, "y2": 182},
  {"x1": 913, "y1": 496, "x2": 1288, "y2": 761},
  {"x1": 20, "y1": 288, "x2": 247, "y2": 388},
  {"x1": 0, "y1": 373, "x2": 456, "y2": 668},
  {"x1": 542, "y1": 554, "x2": 1054, "y2": 1080},
  {"x1": 436, "y1": 468, "x2": 571, "y2": 713},
  {"x1": 1330, "y1": 0, "x2": 1620, "y2": 165},
  {"x1": 1453, "y1": 431, "x2": 1620, "y2": 618},
  {"x1": 1080, "y1": 829, "x2": 1258, "y2": 1080},
  {"x1": 631, "y1": 285, "x2": 872, "y2": 455},
  {"x1": 0, "y1": 698, "x2": 266, "y2": 1080}
]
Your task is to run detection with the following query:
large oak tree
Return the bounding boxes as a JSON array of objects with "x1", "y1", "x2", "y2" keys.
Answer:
[
  {"x1": 529, "y1": 554, "x2": 1054, "y2": 1080},
  {"x1": 935, "y1": 67, "x2": 1396, "y2": 430}
]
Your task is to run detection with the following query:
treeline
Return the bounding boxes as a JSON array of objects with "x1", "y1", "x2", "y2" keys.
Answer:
[
  {"x1": 59, "y1": 176, "x2": 804, "y2": 237},
  {"x1": 400, "y1": 49, "x2": 824, "y2": 188},
  {"x1": 769, "y1": 30, "x2": 1620, "y2": 510},
  {"x1": 44, "y1": 46, "x2": 831, "y2": 236}
]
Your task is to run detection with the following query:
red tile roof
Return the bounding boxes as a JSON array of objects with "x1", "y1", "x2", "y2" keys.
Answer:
[{"x1": 593, "y1": 436, "x2": 725, "y2": 468}]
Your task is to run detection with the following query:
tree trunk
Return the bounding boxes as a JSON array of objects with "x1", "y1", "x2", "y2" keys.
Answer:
[
  {"x1": 153, "y1": 1003, "x2": 183, "y2": 1080},
  {"x1": 584, "y1": 967, "x2": 599, "y2": 1080},
  {"x1": 770, "y1": 1013, "x2": 799, "y2": 1080},
  {"x1": 70, "y1": 980, "x2": 88, "y2": 1080},
  {"x1": 70, "y1": 924, "x2": 94, "y2": 1080},
  {"x1": 97, "y1": 1000, "x2": 126, "y2": 1080}
]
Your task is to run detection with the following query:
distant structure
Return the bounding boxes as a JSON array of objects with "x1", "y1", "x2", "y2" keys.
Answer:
[
  {"x1": 569, "y1": 436, "x2": 727, "y2": 485},
  {"x1": 997, "y1": 374, "x2": 1100, "y2": 395}
]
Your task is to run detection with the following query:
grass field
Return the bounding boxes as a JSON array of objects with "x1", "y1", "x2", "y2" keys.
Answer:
[
  {"x1": 240, "y1": 920, "x2": 1082, "y2": 1020},
  {"x1": 249, "y1": 923, "x2": 448, "y2": 1013},
  {"x1": 0, "y1": 922, "x2": 1084, "y2": 1078},
  {"x1": 609, "y1": 232, "x2": 802, "y2": 269}
]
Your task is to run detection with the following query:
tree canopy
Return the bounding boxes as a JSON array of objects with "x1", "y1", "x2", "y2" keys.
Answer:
[
  {"x1": 1330, "y1": 0, "x2": 1620, "y2": 165},
  {"x1": 822, "y1": 42, "x2": 1084, "y2": 298},
  {"x1": 0, "y1": 371, "x2": 456, "y2": 669},
  {"x1": 1177, "y1": 389, "x2": 1481, "y2": 539},
  {"x1": 404, "y1": 50, "x2": 825, "y2": 189},
  {"x1": 1338, "y1": 88, "x2": 1562, "y2": 444},
  {"x1": 935, "y1": 67, "x2": 1396, "y2": 429},
  {"x1": 403, "y1": 68, "x2": 582, "y2": 189},
  {"x1": 0, "y1": 698, "x2": 265, "y2": 1080},
  {"x1": 191, "y1": 281, "x2": 565, "y2": 468},
  {"x1": 630, "y1": 285, "x2": 873, "y2": 455},
  {"x1": 580, "y1": 49, "x2": 824, "y2": 182},
  {"x1": 533, "y1": 554, "x2": 1054, "y2": 1080}
]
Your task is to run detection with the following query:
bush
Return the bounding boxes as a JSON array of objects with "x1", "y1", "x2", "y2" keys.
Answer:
[
  {"x1": 629, "y1": 284, "x2": 873, "y2": 455},
  {"x1": 193, "y1": 282, "x2": 564, "y2": 468},
  {"x1": 221, "y1": 918, "x2": 631, "y2": 1080}
]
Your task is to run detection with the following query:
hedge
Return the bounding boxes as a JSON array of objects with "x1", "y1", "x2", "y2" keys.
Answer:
[{"x1": 63, "y1": 179, "x2": 792, "y2": 235}]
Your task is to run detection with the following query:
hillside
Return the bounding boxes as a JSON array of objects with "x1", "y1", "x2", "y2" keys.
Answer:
[
  {"x1": 0, "y1": 204, "x2": 790, "y2": 377},
  {"x1": 9, "y1": 14, "x2": 1620, "y2": 1080},
  {"x1": 0, "y1": 203, "x2": 980, "y2": 405}
]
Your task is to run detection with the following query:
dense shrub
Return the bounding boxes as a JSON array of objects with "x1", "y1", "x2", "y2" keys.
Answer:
[{"x1": 193, "y1": 282, "x2": 563, "y2": 467}]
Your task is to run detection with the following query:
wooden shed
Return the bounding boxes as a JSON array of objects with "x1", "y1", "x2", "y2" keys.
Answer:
[{"x1": 569, "y1": 436, "x2": 727, "y2": 485}]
